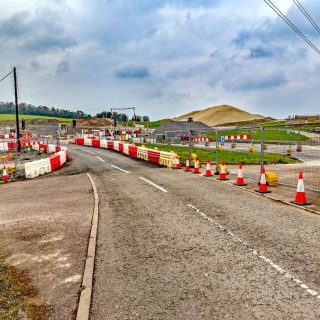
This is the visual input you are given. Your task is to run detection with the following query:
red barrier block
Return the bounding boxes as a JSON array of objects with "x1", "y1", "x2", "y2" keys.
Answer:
[
  {"x1": 107, "y1": 141, "x2": 114, "y2": 150},
  {"x1": 7, "y1": 142, "x2": 15, "y2": 150},
  {"x1": 129, "y1": 145, "x2": 137, "y2": 158},
  {"x1": 39, "y1": 143, "x2": 47, "y2": 152},
  {"x1": 119, "y1": 143, "x2": 124, "y2": 153},
  {"x1": 75, "y1": 138, "x2": 84, "y2": 145},
  {"x1": 147, "y1": 150, "x2": 160, "y2": 164},
  {"x1": 92, "y1": 139, "x2": 101, "y2": 148},
  {"x1": 49, "y1": 154, "x2": 61, "y2": 171}
]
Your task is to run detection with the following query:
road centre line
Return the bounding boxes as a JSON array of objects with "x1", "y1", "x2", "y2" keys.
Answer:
[
  {"x1": 110, "y1": 164, "x2": 130, "y2": 174},
  {"x1": 187, "y1": 203, "x2": 320, "y2": 299},
  {"x1": 83, "y1": 150, "x2": 96, "y2": 155},
  {"x1": 139, "y1": 177, "x2": 168, "y2": 193},
  {"x1": 96, "y1": 156, "x2": 106, "y2": 163}
]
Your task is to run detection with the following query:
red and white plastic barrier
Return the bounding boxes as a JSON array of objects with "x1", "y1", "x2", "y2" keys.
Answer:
[
  {"x1": 195, "y1": 137, "x2": 210, "y2": 143},
  {"x1": 25, "y1": 145, "x2": 68, "y2": 179},
  {"x1": 0, "y1": 133, "x2": 15, "y2": 139},
  {"x1": 74, "y1": 138, "x2": 175, "y2": 168},
  {"x1": 225, "y1": 135, "x2": 251, "y2": 141}
]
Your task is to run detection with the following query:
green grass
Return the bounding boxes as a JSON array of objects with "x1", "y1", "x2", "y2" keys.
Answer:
[
  {"x1": 118, "y1": 119, "x2": 173, "y2": 128},
  {"x1": 140, "y1": 144, "x2": 297, "y2": 165},
  {"x1": 0, "y1": 260, "x2": 48, "y2": 319},
  {"x1": 0, "y1": 114, "x2": 72, "y2": 123},
  {"x1": 207, "y1": 128, "x2": 308, "y2": 142}
]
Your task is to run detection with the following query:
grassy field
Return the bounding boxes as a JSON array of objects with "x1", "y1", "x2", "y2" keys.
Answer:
[
  {"x1": 119, "y1": 118, "x2": 173, "y2": 128},
  {"x1": 0, "y1": 114, "x2": 73, "y2": 123},
  {"x1": 140, "y1": 144, "x2": 297, "y2": 164},
  {"x1": 208, "y1": 128, "x2": 309, "y2": 142}
]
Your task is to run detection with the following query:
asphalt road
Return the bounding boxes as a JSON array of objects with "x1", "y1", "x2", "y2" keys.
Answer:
[{"x1": 64, "y1": 144, "x2": 320, "y2": 319}]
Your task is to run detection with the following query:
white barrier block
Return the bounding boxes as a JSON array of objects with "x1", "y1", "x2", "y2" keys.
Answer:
[
  {"x1": 25, "y1": 158, "x2": 51, "y2": 178},
  {"x1": 100, "y1": 140, "x2": 108, "y2": 148}
]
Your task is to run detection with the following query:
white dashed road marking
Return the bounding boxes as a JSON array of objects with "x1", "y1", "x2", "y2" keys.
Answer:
[
  {"x1": 110, "y1": 164, "x2": 130, "y2": 174},
  {"x1": 187, "y1": 203, "x2": 320, "y2": 300},
  {"x1": 139, "y1": 177, "x2": 168, "y2": 193},
  {"x1": 83, "y1": 150, "x2": 96, "y2": 155},
  {"x1": 96, "y1": 156, "x2": 106, "y2": 163}
]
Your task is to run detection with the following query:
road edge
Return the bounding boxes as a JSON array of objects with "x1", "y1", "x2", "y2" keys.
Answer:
[{"x1": 76, "y1": 173, "x2": 99, "y2": 320}]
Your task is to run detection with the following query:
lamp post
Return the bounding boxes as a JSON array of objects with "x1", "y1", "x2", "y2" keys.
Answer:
[{"x1": 187, "y1": 117, "x2": 193, "y2": 165}]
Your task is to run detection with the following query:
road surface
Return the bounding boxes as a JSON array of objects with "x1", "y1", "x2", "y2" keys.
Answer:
[{"x1": 61, "y1": 144, "x2": 320, "y2": 319}]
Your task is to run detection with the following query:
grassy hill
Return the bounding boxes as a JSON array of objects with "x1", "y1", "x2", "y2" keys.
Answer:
[
  {"x1": 175, "y1": 105, "x2": 266, "y2": 126},
  {"x1": 0, "y1": 114, "x2": 73, "y2": 123}
]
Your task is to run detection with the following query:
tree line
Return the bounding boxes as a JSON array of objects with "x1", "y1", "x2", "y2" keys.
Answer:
[
  {"x1": 0, "y1": 102, "x2": 90, "y2": 119},
  {"x1": 0, "y1": 102, "x2": 150, "y2": 121},
  {"x1": 95, "y1": 111, "x2": 150, "y2": 122}
]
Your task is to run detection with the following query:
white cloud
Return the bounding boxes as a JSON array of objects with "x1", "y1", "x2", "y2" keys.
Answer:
[{"x1": 0, "y1": 0, "x2": 320, "y2": 119}]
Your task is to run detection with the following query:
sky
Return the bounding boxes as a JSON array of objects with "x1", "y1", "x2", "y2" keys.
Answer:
[{"x1": 0, "y1": 0, "x2": 320, "y2": 120}]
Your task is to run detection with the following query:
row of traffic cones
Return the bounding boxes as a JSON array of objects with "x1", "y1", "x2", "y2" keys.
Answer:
[{"x1": 174, "y1": 157, "x2": 310, "y2": 206}]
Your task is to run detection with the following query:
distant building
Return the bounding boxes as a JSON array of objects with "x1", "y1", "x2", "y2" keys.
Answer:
[{"x1": 153, "y1": 121, "x2": 212, "y2": 143}]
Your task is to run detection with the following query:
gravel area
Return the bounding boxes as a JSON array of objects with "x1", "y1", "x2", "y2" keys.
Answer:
[{"x1": 0, "y1": 173, "x2": 93, "y2": 319}]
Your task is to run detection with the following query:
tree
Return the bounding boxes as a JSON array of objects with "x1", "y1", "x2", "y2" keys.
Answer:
[{"x1": 143, "y1": 116, "x2": 150, "y2": 122}]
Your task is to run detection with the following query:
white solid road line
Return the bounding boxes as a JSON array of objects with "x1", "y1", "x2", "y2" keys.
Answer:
[
  {"x1": 96, "y1": 156, "x2": 106, "y2": 163},
  {"x1": 139, "y1": 177, "x2": 168, "y2": 193},
  {"x1": 110, "y1": 164, "x2": 130, "y2": 174},
  {"x1": 187, "y1": 203, "x2": 320, "y2": 300}
]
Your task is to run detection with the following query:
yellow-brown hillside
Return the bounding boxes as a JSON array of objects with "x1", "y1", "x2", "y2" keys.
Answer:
[{"x1": 174, "y1": 105, "x2": 265, "y2": 126}]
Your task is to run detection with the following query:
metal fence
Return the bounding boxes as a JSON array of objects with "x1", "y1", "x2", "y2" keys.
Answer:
[{"x1": 149, "y1": 123, "x2": 320, "y2": 193}]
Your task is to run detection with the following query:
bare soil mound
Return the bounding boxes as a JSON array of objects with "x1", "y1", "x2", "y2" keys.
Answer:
[{"x1": 175, "y1": 105, "x2": 266, "y2": 126}]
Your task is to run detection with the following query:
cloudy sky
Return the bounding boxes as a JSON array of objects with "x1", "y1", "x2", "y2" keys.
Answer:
[{"x1": 0, "y1": 0, "x2": 320, "y2": 119}]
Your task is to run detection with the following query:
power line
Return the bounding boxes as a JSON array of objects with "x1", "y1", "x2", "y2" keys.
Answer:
[
  {"x1": 292, "y1": 0, "x2": 320, "y2": 35},
  {"x1": 0, "y1": 70, "x2": 13, "y2": 83},
  {"x1": 264, "y1": 0, "x2": 320, "y2": 56}
]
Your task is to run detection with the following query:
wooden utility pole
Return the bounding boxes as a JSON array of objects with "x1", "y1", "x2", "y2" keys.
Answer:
[{"x1": 13, "y1": 67, "x2": 21, "y2": 152}]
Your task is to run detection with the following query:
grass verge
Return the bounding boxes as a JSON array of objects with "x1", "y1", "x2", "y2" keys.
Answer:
[
  {"x1": 207, "y1": 129, "x2": 309, "y2": 142},
  {"x1": 140, "y1": 143, "x2": 298, "y2": 164},
  {"x1": 0, "y1": 260, "x2": 49, "y2": 319}
]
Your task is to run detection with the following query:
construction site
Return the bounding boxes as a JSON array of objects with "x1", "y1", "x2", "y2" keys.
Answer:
[{"x1": 2, "y1": 0, "x2": 320, "y2": 319}]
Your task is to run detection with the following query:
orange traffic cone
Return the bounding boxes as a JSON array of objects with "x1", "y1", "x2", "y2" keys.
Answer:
[
  {"x1": 2, "y1": 166, "x2": 8, "y2": 182},
  {"x1": 218, "y1": 161, "x2": 228, "y2": 180},
  {"x1": 235, "y1": 163, "x2": 247, "y2": 186},
  {"x1": 291, "y1": 172, "x2": 310, "y2": 205},
  {"x1": 175, "y1": 157, "x2": 181, "y2": 169},
  {"x1": 255, "y1": 166, "x2": 271, "y2": 193},
  {"x1": 185, "y1": 159, "x2": 190, "y2": 172},
  {"x1": 205, "y1": 160, "x2": 212, "y2": 177},
  {"x1": 193, "y1": 159, "x2": 200, "y2": 174}
]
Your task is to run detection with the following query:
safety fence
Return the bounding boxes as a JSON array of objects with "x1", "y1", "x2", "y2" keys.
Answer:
[
  {"x1": 74, "y1": 137, "x2": 177, "y2": 168},
  {"x1": 0, "y1": 133, "x2": 15, "y2": 139},
  {"x1": 0, "y1": 139, "x2": 36, "y2": 152},
  {"x1": 161, "y1": 123, "x2": 320, "y2": 192},
  {"x1": 210, "y1": 125, "x2": 319, "y2": 192},
  {"x1": 24, "y1": 143, "x2": 69, "y2": 179}
]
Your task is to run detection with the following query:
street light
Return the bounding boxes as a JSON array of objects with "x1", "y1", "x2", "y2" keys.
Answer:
[{"x1": 188, "y1": 117, "x2": 193, "y2": 165}]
